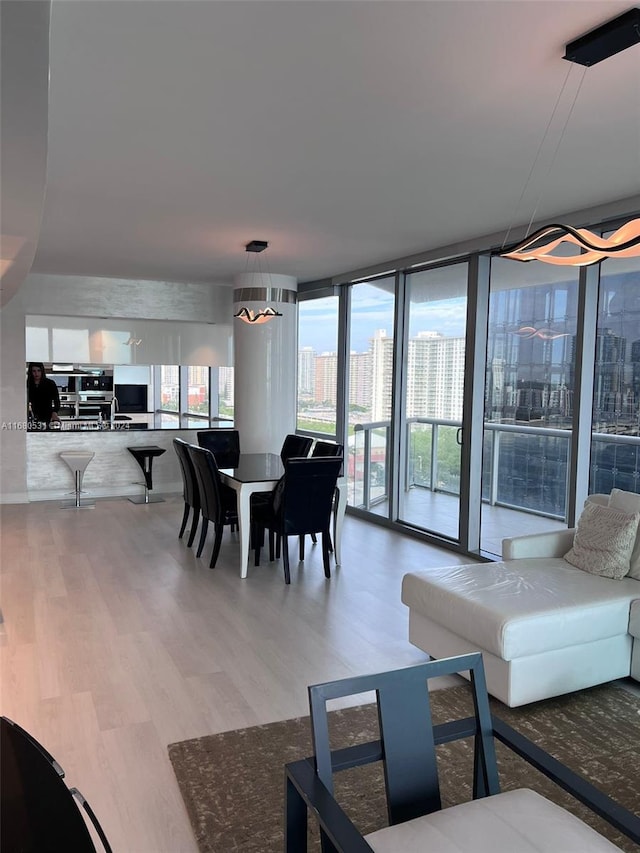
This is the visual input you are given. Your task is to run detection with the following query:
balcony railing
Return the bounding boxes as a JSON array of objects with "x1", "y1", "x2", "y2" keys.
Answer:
[{"x1": 348, "y1": 417, "x2": 640, "y2": 521}]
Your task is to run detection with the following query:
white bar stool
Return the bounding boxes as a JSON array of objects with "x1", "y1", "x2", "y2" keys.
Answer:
[{"x1": 59, "y1": 450, "x2": 95, "y2": 509}]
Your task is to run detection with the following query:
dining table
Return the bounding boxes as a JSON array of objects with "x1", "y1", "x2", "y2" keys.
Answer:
[{"x1": 218, "y1": 452, "x2": 347, "y2": 579}]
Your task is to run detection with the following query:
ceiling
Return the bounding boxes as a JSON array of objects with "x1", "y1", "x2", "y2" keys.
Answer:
[{"x1": 5, "y1": 1, "x2": 640, "y2": 289}]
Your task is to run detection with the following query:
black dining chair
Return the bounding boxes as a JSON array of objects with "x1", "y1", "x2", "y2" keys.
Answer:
[
  {"x1": 252, "y1": 456, "x2": 342, "y2": 583},
  {"x1": 187, "y1": 444, "x2": 239, "y2": 569},
  {"x1": 279, "y1": 434, "x2": 313, "y2": 463},
  {"x1": 1, "y1": 716, "x2": 112, "y2": 853},
  {"x1": 173, "y1": 437, "x2": 201, "y2": 547},
  {"x1": 250, "y1": 434, "x2": 313, "y2": 513},
  {"x1": 308, "y1": 441, "x2": 344, "y2": 549},
  {"x1": 197, "y1": 429, "x2": 240, "y2": 469}
]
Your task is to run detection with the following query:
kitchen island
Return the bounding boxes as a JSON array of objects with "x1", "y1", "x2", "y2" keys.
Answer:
[{"x1": 26, "y1": 425, "x2": 202, "y2": 502}]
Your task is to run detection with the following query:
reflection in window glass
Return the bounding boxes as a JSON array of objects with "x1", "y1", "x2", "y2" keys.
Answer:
[
  {"x1": 187, "y1": 366, "x2": 210, "y2": 416},
  {"x1": 160, "y1": 365, "x2": 179, "y2": 412},
  {"x1": 347, "y1": 279, "x2": 395, "y2": 511},
  {"x1": 297, "y1": 296, "x2": 339, "y2": 435},
  {"x1": 481, "y1": 259, "x2": 579, "y2": 554},
  {"x1": 591, "y1": 251, "x2": 640, "y2": 495}
]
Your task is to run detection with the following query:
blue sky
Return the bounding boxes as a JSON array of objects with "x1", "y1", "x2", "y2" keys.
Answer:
[{"x1": 300, "y1": 291, "x2": 467, "y2": 353}]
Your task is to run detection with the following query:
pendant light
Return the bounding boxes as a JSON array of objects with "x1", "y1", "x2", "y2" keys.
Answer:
[
  {"x1": 233, "y1": 241, "x2": 283, "y2": 324},
  {"x1": 499, "y1": 8, "x2": 640, "y2": 266}
]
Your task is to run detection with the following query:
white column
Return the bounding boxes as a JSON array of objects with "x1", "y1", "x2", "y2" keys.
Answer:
[{"x1": 233, "y1": 273, "x2": 297, "y2": 453}]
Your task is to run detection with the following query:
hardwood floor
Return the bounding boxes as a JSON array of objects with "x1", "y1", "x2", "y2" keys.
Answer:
[{"x1": 0, "y1": 496, "x2": 471, "y2": 852}]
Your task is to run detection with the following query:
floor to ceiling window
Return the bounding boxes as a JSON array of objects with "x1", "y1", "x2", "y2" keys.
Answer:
[
  {"x1": 297, "y1": 295, "x2": 339, "y2": 437},
  {"x1": 480, "y1": 260, "x2": 579, "y2": 553},
  {"x1": 591, "y1": 251, "x2": 640, "y2": 495},
  {"x1": 297, "y1": 211, "x2": 638, "y2": 558},
  {"x1": 400, "y1": 262, "x2": 468, "y2": 541},
  {"x1": 346, "y1": 277, "x2": 395, "y2": 511}
]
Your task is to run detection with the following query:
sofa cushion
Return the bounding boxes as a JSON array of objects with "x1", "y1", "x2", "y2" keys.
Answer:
[
  {"x1": 401, "y1": 560, "x2": 640, "y2": 660},
  {"x1": 364, "y1": 788, "x2": 621, "y2": 852},
  {"x1": 564, "y1": 502, "x2": 640, "y2": 580},
  {"x1": 608, "y1": 489, "x2": 640, "y2": 579}
]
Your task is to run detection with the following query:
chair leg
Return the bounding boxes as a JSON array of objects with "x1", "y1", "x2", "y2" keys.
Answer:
[
  {"x1": 187, "y1": 509, "x2": 200, "y2": 547},
  {"x1": 266, "y1": 530, "x2": 274, "y2": 561},
  {"x1": 196, "y1": 519, "x2": 208, "y2": 558},
  {"x1": 322, "y1": 530, "x2": 331, "y2": 578},
  {"x1": 282, "y1": 537, "x2": 291, "y2": 584},
  {"x1": 210, "y1": 524, "x2": 224, "y2": 568},
  {"x1": 299, "y1": 534, "x2": 305, "y2": 561},
  {"x1": 178, "y1": 503, "x2": 190, "y2": 539},
  {"x1": 311, "y1": 531, "x2": 333, "y2": 551},
  {"x1": 255, "y1": 527, "x2": 262, "y2": 566}
]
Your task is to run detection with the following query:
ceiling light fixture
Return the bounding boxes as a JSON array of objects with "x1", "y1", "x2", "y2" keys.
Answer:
[
  {"x1": 499, "y1": 8, "x2": 640, "y2": 266},
  {"x1": 233, "y1": 241, "x2": 283, "y2": 324}
]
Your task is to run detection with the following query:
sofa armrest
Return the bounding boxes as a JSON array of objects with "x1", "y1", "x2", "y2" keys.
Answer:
[{"x1": 502, "y1": 528, "x2": 576, "y2": 560}]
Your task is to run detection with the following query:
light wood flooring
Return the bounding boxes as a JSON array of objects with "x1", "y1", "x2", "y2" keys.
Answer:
[{"x1": 0, "y1": 495, "x2": 472, "y2": 852}]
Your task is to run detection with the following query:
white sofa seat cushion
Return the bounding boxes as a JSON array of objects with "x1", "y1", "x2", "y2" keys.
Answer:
[
  {"x1": 365, "y1": 789, "x2": 622, "y2": 852},
  {"x1": 401, "y1": 561, "x2": 640, "y2": 660}
]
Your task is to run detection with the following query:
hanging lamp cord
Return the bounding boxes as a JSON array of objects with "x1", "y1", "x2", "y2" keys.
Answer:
[{"x1": 501, "y1": 63, "x2": 587, "y2": 250}]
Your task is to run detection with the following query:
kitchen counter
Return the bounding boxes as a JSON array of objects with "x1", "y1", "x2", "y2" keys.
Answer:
[
  {"x1": 26, "y1": 427, "x2": 198, "y2": 501},
  {"x1": 36, "y1": 413, "x2": 219, "y2": 431}
]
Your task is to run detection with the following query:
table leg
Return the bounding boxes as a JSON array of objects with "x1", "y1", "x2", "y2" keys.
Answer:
[{"x1": 238, "y1": 485, "x2": 252, "y2": 579}]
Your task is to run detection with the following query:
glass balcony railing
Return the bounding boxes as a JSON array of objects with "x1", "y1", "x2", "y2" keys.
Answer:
[{"x1": 347, "y1": 417, "x2": 640, "y2": 524}]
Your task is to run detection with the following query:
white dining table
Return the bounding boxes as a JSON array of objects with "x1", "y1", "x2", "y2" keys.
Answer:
[{"x1": 219, "y1": 452, "x2": 347, "y2": 579}]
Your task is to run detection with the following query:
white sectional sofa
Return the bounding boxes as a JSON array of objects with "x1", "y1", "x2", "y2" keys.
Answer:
[{"x1": 402, "y1": 492, "x2": 640, "y2": 707}]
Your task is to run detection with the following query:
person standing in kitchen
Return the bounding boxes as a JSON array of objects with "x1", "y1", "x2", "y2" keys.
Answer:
[{"x1": 27, "y1": 363, "x2": 61, "y2": 428}]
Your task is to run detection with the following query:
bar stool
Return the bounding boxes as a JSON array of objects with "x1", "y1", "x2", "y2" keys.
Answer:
[
  {"x1": 127, "y1": 445, "x2": 166, "y2": 504},
  {"x1": 59, "y1": 450, "x2": 95, "y2": 509}
]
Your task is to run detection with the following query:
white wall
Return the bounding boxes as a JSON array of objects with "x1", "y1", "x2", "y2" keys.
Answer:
[{"x1": 0, "y1": 273, "x2": 233, "y2": 503}]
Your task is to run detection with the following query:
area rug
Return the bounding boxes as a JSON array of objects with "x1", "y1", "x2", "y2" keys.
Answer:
[{"x1": 168, "y1": 683, "x2": 640, "y2": 852}]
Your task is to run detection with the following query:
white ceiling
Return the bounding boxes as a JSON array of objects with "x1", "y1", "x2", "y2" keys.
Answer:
[{"x1": 14, "y1": 1, "x2": 640, "y2": 286}]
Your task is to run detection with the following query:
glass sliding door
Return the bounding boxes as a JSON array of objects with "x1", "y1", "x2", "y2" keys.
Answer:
[
  {"x1": 346, "y1": 278, "x2": 395, "y2": 512},
  {"x1": 399, "y1": 263, "x2": 468, "y2": 540},
  {"x1": 481, "y1": 259, "x2": 579, "y2": 555}
]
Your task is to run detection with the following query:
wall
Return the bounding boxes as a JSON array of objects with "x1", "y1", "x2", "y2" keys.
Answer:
[{"x1": 0, "y1": 273, "x2": 233, "y2": 503}]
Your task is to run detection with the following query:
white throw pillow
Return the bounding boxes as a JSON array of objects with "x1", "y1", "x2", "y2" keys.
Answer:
[
  {"x1": 585, "y1": 493, "x2": 609, "y2": 508},
  {"x1": 608, "y1": 489, "x2": 640, "y2": 580},
  {"x1": 564, "y1": 502, "x2": 639, "y2": 579}
]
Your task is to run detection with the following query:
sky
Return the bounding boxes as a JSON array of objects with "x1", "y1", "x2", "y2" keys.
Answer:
[
  {"x1": 299, "y1": 286, "x2": 467, "y2": 353},
  {"x1": 300, "y1": 269, "x2": 640, "y2": 355}
]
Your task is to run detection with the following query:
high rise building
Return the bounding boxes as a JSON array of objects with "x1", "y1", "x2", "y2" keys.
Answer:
[
  {"x1": 298, "y1": 346, "x2": 316, "y2": 397},
  {"x1": 349, "y1": 351, "x2": 372, "y2": 411},
  {"x1": 314, "y1": 352, "x2": 338, "y2": 404},
  {"x1": 406, "y1": 331, "x2": 466, "y2": 420},
  {"x1": 218, "y1": 366, "x2": 235, "y2": 405},
  {"x1": 370, "y1": 330, "x2": 394, "y2": 421}
]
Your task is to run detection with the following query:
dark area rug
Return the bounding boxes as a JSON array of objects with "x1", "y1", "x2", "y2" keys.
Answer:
[{"x1": 168, "y1": 683, "x2": 640, "y2": 852}]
